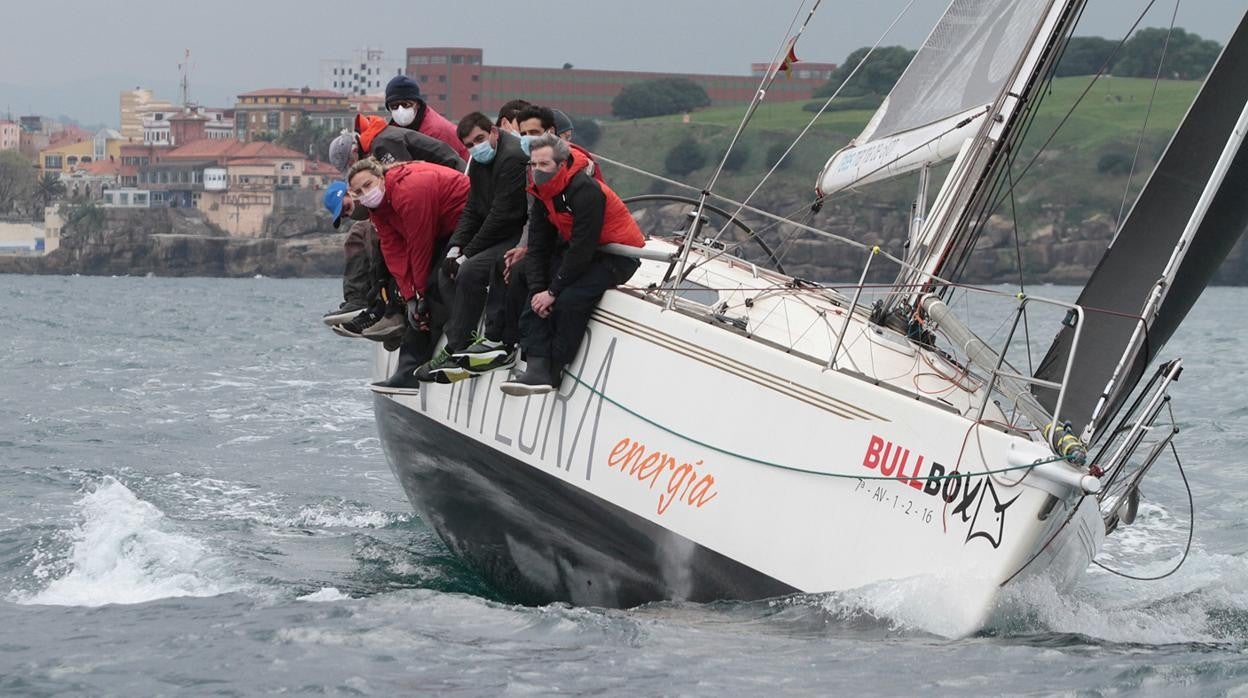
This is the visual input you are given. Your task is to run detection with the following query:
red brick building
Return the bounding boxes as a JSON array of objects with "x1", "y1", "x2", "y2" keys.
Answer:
[{"x1": 405, "y1": 47, "x2": 835, "y2": 119}]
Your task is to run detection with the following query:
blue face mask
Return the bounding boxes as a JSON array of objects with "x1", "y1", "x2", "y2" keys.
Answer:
[
  {"x1": 519, "y1": 134, "x2": 534, "y2": 157},
  {"x1": 470, "y1": 139, "x2": 496, "y2": 164}
]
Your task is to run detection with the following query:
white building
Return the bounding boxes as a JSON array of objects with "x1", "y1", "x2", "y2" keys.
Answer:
[
  {"x1": 143, "y1": 106, "x2": 234, "y2": 146},
  {"x1": 102, "y1": 189, "x2": 152, "y2": 208},
  {"x1": 321, "y1": 48, "x2": 402, "y2": 96}
]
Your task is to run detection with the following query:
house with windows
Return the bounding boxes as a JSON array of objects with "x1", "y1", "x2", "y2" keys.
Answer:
[
  {"x1": 233, "y1": 88, "x2": 354, "y2": 141},
  {"x1": 322, "y1": 48, "x2": 402, "y2": 96},
  {"x1": 39, "y1": 129, "x2": 125, "y2": 177}
]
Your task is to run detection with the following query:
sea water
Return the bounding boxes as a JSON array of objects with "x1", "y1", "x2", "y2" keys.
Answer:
[{"x1": 1, "y1": 275, "x2": 1246, "y2": 695}]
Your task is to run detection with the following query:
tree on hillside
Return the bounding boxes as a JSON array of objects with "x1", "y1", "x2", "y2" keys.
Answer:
[
  {"x1": 1056, "y1": 36, "x2": 1119, "y2": 76},
  {"x1": 612, "y1": 78, "x2": 711, "y2": 119},
  {"x1": 278, "y1": 118, "x2": 336, "y2": 161},
  {"x1": 0, "y1": 151, "x2": 37, "y2": 216},
  {"x1": 664, "y1": 138, "x2": 707, "y2": 176},
  {"x1": 813, "y1": 46, "x2": 915, "y2": 100},
  {"x1": 29, "y1": 173, "x2": 67, "y2": 220},
  {"x1": 569, "y1": 115, "x2": 601, "y2": 149},
  {"x1": 1114, "y1": 27, "x2": 1221, "y2": 80}
]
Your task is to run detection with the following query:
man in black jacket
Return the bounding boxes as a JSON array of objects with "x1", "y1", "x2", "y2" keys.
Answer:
[
  {"x1": 328, "y1": 114, "x2": 464, "y2": 174},
  {"x1": 416, "y1": 111, "x2": 529, "y2": 382}
]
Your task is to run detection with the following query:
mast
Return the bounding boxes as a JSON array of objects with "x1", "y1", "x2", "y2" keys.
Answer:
[{"x1": 896, "y1": 0, "x2": 1086, "y2": 309}]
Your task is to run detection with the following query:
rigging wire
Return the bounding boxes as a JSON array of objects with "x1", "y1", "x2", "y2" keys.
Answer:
[
  {"x1": 1114, "y1": 0, "x2": 1182, "y2": 230},
  {"x1": 714, "y1": 0, "x2": 921, "y2": 233},
  {"x1": 982, "y1": 0, "x2": 1161, "y2": 224},
  {"x1": 1006, "y1": 166, "x2": 1035, "y2": 376},
  {"x1": 700, "y1": 0, "x2": 816, "y2": 197}
]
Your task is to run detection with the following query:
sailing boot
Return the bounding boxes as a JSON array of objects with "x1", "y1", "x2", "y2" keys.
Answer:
[
  {"x1": 499, "y1": 356, "x2": 558, "y2": 396},
  {"x1": 370, "y1": 342, "x2": 426, "y2": 394}
]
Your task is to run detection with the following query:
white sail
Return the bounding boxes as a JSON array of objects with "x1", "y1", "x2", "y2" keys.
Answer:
[
  {"x1": 818, "y1": 106, "x2": 988, "y2": 193},
  {"x1": 817, "y1": 0, "x2": 1052, "y2": 196}
]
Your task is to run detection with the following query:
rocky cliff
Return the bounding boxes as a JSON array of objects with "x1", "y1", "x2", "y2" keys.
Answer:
[
  {"x1": 636, "y1": 190, "x2": 1248, "y2": 287},
  {"x1": 0, "y1": 205, "x2": 345, "y2": 278},
  {"x1": 5, "y1": 190, "x2": 1248, "y2": 286}
]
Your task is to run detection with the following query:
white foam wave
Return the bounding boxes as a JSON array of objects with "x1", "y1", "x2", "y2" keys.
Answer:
[
  {"x1": 818, "y1": 570, "x2": 1004, "y2": 638},
  {"x1": 298, "y1": 587, "x2": 352, "y2": 602},
  {"x1": 987, "y1": 544, "x2": 1248, "y2": 644},
  {"x1": 283, "y1": 503, "x2": 398, "y2": 529},
  {"x1": 18, "y1": 477, "x2": 241, "y2": 607}
]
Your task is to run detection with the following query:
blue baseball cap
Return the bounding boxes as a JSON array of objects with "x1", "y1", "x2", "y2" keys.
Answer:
[{"x1": 323, "y1": 180, "x2": 348, "y2": 229}]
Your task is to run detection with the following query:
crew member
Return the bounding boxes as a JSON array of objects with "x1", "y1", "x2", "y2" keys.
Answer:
[
  {"x1": 347, "y1": 157, "x2": 470, "y2": 392},
  {"x1": 416, "y1": 112, "x2": 529, "y2": 382},
  {"x1": 383, "y1": 75, "x2": 469, "y2": 160},
  {"x1": 501, "y1": 134, "x2": 644, "y2": 395}
]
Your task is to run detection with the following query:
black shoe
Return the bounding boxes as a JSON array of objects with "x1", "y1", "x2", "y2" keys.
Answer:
[
  {"x1": 414, "y1": 348, "x2": 471, "y2": 384},
  {"x1": 322, "y1": 300, "x2": 368, "y2": 326},
  {"x1": 369, "y1": 368, "x2": 422, "y2": 395},
  {"x1": 452, "y1": 337, "x2": 516, "y2": 375},
  {"x1": 382, "y1": 335, "x2": 403, "y2": 352},
  {"x1": 335, "y1": 308, "x2": 383, "y2": 337},
  {"x1": 499, "y1": 356, "x2": 559, "y2": 396}
]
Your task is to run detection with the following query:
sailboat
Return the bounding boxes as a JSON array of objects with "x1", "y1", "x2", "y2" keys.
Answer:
[{"x1": 368, "y1": 0, "x2": 1248, "y2": 635}]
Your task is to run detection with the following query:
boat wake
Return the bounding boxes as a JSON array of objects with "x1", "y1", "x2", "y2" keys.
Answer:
[{"x1": 11, "y1": 477, "x2": 243, "y2": 607}]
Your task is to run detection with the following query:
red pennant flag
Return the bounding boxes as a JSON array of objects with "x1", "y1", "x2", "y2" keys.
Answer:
[{"x1": 778, "y1": 39, "x2": 800, "y2": 79}]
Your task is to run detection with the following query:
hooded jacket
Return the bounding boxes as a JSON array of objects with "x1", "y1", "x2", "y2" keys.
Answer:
[
  {"x1": 355, "y1": 114, "x2": 464, "y2": 171},
  {"x1": 367, "y1": 162, "x2": 470, "y2": 300},
  {"x1": 447, "y1": 131, "x2": 529, "y2": 257},
  {"x1": 400, "y1": 105, "x2": 469, "y2": 161},
  {"x1": 526, "y1": 151, "x2": 644, "y2": 295}
]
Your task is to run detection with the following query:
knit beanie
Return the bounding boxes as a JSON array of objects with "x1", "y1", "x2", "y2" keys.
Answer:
[{"x1": 385, "y1": 75, "x2": 423, "y2": 108}]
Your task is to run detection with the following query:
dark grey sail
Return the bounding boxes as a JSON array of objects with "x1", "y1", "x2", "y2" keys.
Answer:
[{"x1": 1034, "y1": 12, "x2": 1248, "y2": 441}]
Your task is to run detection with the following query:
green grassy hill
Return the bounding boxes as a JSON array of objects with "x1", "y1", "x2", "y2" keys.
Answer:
[{"x1": 594, "y1": 76, "x2": 1200, "y2": 215}]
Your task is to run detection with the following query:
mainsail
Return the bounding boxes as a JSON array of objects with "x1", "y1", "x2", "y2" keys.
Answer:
[
  {"x1": 1034, "y1": 12, "x2": 1248, "y2": 441},
  {"x1": 816, "y1": 0, "x2": 1052, "y2": 195}
]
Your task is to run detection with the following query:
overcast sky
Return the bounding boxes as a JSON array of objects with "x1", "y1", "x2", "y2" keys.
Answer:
[{"x1": 1, "y1": 0, "x2": 1242, "y2": 126}]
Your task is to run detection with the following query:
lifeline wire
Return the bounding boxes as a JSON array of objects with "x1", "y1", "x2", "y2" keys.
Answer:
[
  {"x1": 563, "y1": 370, "x2": 1072, "y2": 481},
  {"x1": 1092, "y1": 440, "x2": 1194, "y2": 581}
]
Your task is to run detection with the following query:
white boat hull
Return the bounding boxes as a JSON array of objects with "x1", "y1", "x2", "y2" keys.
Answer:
[{"x1": 371, "y1": 262, "x2": 1105, "y2": 636}]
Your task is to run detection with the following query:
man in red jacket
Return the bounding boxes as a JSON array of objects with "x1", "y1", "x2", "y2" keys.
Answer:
[
  {"x1": 347, "y1": 158, "x2": 470, "y2": 393},
  {"x1": 500, "y1": 134, "x2": 644, "y2": 396}
]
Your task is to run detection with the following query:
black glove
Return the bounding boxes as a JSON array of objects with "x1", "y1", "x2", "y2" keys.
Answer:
[
  {"x1": 442, "y1": 247, "x2": 465, "y2": 280},
  {"x1": 406, "y1": 295, "x2": 430, "y2": 332}
]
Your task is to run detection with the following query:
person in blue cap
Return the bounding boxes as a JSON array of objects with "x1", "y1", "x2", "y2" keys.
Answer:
[{"x1": 320, "y1": 182, "x2": 398, "y2": 344}]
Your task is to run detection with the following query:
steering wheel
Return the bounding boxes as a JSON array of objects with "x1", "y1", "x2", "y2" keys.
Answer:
[{"x1": 622, "y1": 194, "x2": 786, "y2": 276}]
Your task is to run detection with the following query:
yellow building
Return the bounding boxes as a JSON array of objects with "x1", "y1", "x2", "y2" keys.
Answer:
[{"x1": 39, "y1": 129, "x2": 125, "y2": 177}]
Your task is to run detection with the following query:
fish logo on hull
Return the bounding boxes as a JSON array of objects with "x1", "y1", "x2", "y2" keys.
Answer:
[{"x1": 863, "y1": 434, "x2": 1021, "y2": 549}]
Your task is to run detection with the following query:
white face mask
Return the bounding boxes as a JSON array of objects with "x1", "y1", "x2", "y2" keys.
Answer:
[
  {"x1": 357, "y1": 185, "x2": 385, "y2": 209},
  {"x1": 391, "y1": 106, "x2": 416, "y2": 127}
]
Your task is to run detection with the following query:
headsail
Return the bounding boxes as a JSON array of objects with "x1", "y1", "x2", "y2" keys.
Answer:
[
  {"x1": 1034, "y1": 12, "x2": 1248, "y2": 441},
  {"x1": 817, "y1": 0, "x2": 1052, "y2": 195}
]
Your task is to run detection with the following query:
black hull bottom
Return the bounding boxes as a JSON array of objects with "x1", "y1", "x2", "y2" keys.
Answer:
[{"x1": 374, "y1": 395, "x2": 797, "y2": 608}]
